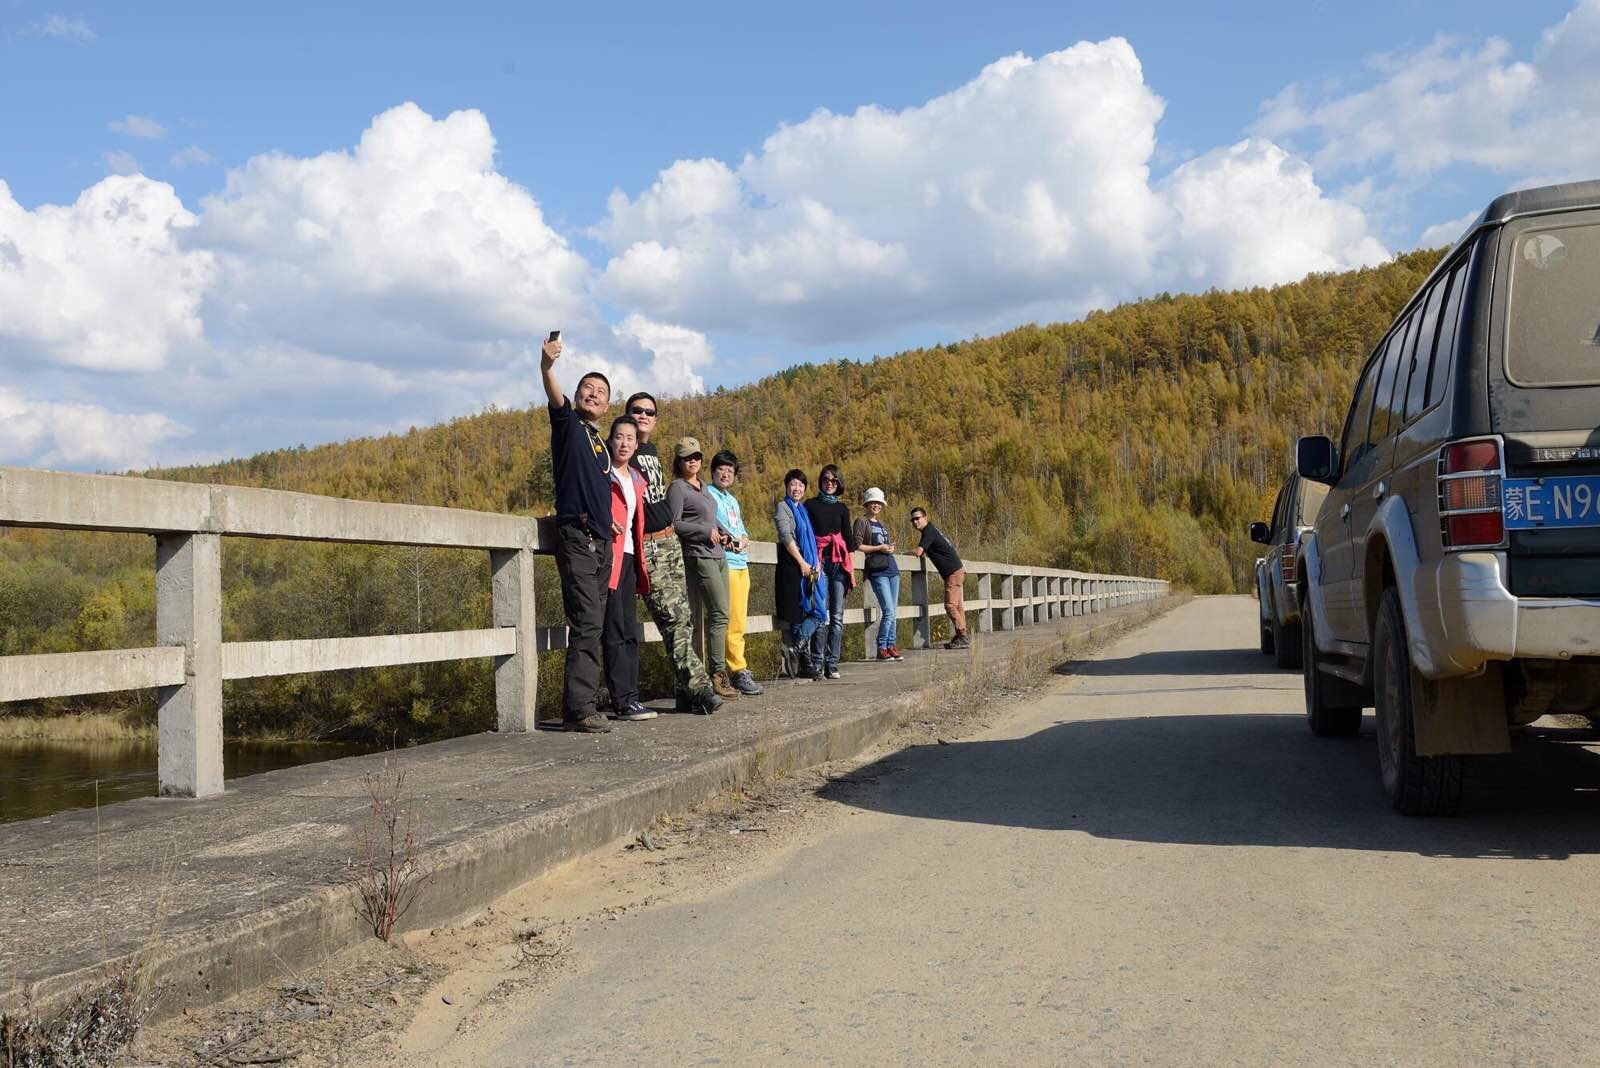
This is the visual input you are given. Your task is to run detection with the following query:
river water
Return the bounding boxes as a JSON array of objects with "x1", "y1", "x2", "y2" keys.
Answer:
[{"x1": 0, "y1": 739, "x2": 382, "y2": 824}]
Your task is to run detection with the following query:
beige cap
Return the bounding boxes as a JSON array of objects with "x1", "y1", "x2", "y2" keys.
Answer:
[
  {"x1": 674, "y1": 436, "x2": 703, "y2": 459},
  {"x1": 863, "y1": 487, "x2": 886, "y2": 505}
]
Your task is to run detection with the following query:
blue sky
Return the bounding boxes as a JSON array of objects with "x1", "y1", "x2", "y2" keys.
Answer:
[{"x1": 0, "y1": 0, "x2": 1594, "y2": 468}]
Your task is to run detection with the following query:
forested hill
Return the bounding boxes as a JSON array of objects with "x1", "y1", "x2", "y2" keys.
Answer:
[{"x1": 149, "y1": 247, "x2": 1443, "y2": 593}]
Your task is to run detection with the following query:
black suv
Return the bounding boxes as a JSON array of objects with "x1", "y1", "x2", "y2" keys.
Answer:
[
  {"x1": 1250, "y1": 473, "x2": 1328, "y2": 669},
  {"x1": 1296, "y1": 179, "x2": 1600, "y2": 815}
]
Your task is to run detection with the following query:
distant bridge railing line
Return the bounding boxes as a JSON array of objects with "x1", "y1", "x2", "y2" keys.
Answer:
[{"x1": 0, "y1": 466, "x2": 1168, "y2": 799}]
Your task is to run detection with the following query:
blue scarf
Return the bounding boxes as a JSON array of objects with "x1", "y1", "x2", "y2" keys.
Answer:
[{"x1": 784, "y1": 497, "x2": 828, "y2": 623}]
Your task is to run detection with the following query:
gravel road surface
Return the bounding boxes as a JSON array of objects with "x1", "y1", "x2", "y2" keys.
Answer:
[{"x1": 442, "y1": 595, "x2": 1600, "y2": 1065}]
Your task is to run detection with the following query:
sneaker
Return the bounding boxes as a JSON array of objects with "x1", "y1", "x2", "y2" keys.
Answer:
[
  {"x1": 876, "y1": 649, "x2": 895, "y2": 662},
  {"x1": 731, "y1": 670, "x2": 764, "y2": 696},
  {"x1": 824, "y1": 667, "x2": 841, "y2": 680},
  {"x1": 888, "y1": 646, "x2": 904, "y2": 661},
  {"x1": 563, "y1": 715, "x2": 613, "y2": 734},
  {"x1": 712, "y1": 672, "x2": 740, "y2": 700},
  {"x1": 944, "y1": 633, "x2": 971, "y2": 650},
  {"x1": 615, "y1": 701, "x2": 657, "y2": 721}
]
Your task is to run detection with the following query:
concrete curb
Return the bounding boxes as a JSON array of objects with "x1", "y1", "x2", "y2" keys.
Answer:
[{"x1": 10, "y1": 597, "x2": 1177, "y2": 1024}]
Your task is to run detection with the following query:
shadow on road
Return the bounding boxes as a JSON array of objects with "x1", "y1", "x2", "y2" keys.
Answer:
[
  {"x1": 822, "y1": 712, "x2": 1600, "y2": 861},
  {"x1": 1057, "y1": 647, "x2": 1289, "y2": 678}
]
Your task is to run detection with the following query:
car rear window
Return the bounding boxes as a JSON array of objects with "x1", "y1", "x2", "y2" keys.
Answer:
[{"x1": 1506, "y1": 221, "x2": 1600, "y2": 386}]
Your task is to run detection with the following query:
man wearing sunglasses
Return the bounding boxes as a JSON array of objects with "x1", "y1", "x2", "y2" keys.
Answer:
[
  {"x1": 910, "y1": 507, "x2": 969, "y2": 649},
  {"x1": 622, "y1": 391, "x2": 720, "y2": 713}
]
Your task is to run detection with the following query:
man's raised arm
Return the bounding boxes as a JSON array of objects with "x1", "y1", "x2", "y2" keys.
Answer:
[{"x1": 540, "y1": 335, "x2": 566, "y2": 407}]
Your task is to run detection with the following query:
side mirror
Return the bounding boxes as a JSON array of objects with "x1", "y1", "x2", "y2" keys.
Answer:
[
  {"x1": 1249, "y1": 521, "x2": 1271, "y2": 545},
  {"x1": 1296, "y1": 436, "x2": 1337, "y2": 484}
]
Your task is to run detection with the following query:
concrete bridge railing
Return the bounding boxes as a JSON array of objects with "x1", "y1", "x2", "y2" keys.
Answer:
[{"x1": 0, "y1": 466, "x2": 1168, "y2": 798}]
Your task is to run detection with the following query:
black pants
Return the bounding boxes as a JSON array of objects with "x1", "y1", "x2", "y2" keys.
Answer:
[
  {"x1": 604, "y1": 553, "x2": 641, "y2": 708},
  {"x1": 554, "y1": 522, "x2": 612, "y2": 720}
]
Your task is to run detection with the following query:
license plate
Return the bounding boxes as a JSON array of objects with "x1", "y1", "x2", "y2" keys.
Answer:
[{"x1": 1503, "y1": 476, "x2": 1600, "y2": 529}]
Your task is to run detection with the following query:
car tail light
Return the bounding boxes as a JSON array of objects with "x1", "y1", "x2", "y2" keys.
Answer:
[
  {"x1": 1278, "y1": 542, "x2": 1298, "y2": 583},
  {"x1": 1437, "y1": 436, "x2": 1506, "y2": 550}
]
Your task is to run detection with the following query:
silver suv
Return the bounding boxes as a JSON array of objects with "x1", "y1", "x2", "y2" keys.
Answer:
[
  {"x1": 1296, "y1": 179, "x2": 1600, "y2": 816},
  {"x1": 1250, "y1": 473, "x2": 1328, "y2": 669}
]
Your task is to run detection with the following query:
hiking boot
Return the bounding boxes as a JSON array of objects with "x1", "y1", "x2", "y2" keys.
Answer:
[
  {"x1": 731, "y1": 669, "x2": 764, "y2": 696},
  {"x1": 824, "y1": 667, "x2": 841, "y2": 680},
  {"x1": 944, "y1": 633, "x2": 971, "y2": 650},
  {"x1": 888, "y1": 645, "x2": 904, "y2": 661},
  {"x1": 678, "y1": 688, "x2": 721, "y2": 715},
  {"x1": 614, "y1": 701, "x2": 657, "y2": 721},
  {"x1": 563, "y1": 714, "x2": 613, "y2": 734},
  {"x1": 712, "y1": 673, "x2": 740, "y2": 700},
  {"x1": 779, "y1": 645, "x2": 799, "y2": 679}
]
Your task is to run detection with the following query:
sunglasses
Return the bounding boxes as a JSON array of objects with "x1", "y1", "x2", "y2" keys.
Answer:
[{"x1": 629, "y1": 406, "x2": 657, "y2": 417}]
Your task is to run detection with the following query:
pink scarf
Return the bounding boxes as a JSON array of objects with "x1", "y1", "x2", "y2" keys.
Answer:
[{"x1": 815, "y1": 531, "x2": 857, "y2": 591}]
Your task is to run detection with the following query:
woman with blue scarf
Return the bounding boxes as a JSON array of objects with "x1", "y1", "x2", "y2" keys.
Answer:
[{"x1": 773, "y1": 468, "x2": 828, "y2": 680}]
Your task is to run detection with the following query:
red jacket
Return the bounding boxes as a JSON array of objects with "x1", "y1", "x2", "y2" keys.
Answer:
[{"x1": 609, "y1": 466, "x2": 651, "y2": 594}]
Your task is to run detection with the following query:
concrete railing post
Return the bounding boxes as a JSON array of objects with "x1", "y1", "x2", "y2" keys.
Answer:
[
  {"x1": 997, "y1": 570, "x2": 1015, "y2": 631},
  {"x1": 976, "y1": 571, "x2": 993, "y2": 633},
  {"x1": 491, "y1": 547, "x2": 537, "y2": 732},
  {"x1": 156, "y1": 532, "x2": 224, "y2": 798},
  {"x1": 1046, "y1": 576, "x2": 1058, "y2": 621},
  {"x1": 1032, "y1": 575, "x2": 1044, "y2": 625},
  {"x1": 911, "y1": 559, "x2": 932, "y2": 649}
]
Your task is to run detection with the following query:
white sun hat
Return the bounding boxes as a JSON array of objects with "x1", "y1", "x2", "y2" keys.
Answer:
[{"x1": 863, "y1": 487, "x2": 887, "y2": 505}]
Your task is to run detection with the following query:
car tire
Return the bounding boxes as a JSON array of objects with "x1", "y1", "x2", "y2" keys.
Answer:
[
  {"x1": 1302, "y1": 599, "x2": 1361, "y2": 738},
  {"x1": 1373, "y1": 587, "x2": 1465, "y2": 817},
  {"x1": 1273, "y1": 619, "x2": 1302, "y2": 670},
  {"x1": 1260, "y1": 620, "x2": 1275, "y2": 656}
]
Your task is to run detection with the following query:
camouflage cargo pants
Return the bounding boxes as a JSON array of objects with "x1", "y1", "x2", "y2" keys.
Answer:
[{"x1": 640, "y1": 535, "x2": 712, "y2": 697}]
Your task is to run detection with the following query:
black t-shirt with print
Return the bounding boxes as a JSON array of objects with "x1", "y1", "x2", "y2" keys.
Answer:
[
  {"x1": 548, "y1": 398, "x2": 611, "y2": 538},
  {"x1": 918, "y1": 522, "x2": 963, "y2": 578},
  {"x1": 629, "y1": 441, "x2": 675, "y2": 533}
]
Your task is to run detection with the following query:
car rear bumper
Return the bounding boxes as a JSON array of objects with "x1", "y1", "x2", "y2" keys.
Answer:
[{"x1": 1415, "y1": 552, "x2": 1600, "y2": 674}]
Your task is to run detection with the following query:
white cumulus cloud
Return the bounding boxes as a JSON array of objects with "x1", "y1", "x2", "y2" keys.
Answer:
[
  {"x1": 109, "y1": 114, "x2": 167, "y2": 140},
  {"x1": 28, "y1": 14, "x2": 94, "y2": 40},
  {"x1": 596, "y1": 39, "x2": 1385, "y2": 345},
  {"x1": 0, "y1": 175, "x2": 213, "y2": 373},
  {"x1": 0, "y1": 388, "x2": 186, "y2": 470},
  {"x1": 1256, "y1": 0, "x2": 1600, "y2": 182}
]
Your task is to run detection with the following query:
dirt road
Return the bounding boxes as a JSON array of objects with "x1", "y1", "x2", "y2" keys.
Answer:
[{"x1": 402, "y1": 595, "x2": 1600, "y2": 1065}]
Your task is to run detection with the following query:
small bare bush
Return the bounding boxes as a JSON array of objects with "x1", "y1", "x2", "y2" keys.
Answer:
[
  {"x1": 345, "y1": 754, "x2": 433, "y2": 942},
  {"x1": 1, "y1": 961, "x2": 161, "y2": 1068}
]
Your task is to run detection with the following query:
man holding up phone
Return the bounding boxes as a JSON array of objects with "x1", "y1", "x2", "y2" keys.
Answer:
[{"x1": 540, "y1": 331, "x2": 616, "y2": 732}]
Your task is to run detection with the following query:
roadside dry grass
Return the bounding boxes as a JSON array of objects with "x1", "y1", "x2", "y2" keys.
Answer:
[{"x1": 133, "y1": 598, "x2": 1183, "y2": 1067}]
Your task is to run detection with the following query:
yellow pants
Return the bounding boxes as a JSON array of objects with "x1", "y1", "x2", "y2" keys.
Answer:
[{"x1": 726, "y1": 565, "x2": 750, "y2": 673}]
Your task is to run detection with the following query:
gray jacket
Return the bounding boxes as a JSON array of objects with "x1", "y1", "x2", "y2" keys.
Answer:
[
  {"x1": 669, "y1": 479, "x2": 725, "y2": 560},
  {"x1": 773, "y1": 496, "x2": 797, "y2": 548}
]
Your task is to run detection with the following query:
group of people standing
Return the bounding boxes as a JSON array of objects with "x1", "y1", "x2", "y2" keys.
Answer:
[{"x1": 541, "y1": 335, "x2": 967, "y2": 734}]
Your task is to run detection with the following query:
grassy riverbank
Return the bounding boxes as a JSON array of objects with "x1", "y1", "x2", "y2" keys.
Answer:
[{"x1": 0, "y1": 713, "x2": 153, "y2": 742}]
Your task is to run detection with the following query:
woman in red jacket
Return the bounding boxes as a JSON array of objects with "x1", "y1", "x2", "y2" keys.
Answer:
[{"x1": 604, "y1": 416, "x2": 654, "y2": 721}]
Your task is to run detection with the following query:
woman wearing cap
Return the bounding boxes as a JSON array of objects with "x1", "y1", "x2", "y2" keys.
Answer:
[
  {"x1": 774, "y1": 469, "x2": 827, "y2": 679},
  {"x1": 668, "y1": 437, "x2": 738, "y2": 702},
  {"x1": 706, "y1": 449, "x2": 763, "y2": 696},
  {"x1": 804, "y1": 464, "x2": 859, "y2": 680},
  {"x1": 854, "y1": 487, "x2": 903, "y2": 661}
]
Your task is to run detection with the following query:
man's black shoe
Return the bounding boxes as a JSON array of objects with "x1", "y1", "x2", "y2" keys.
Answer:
[
  {"x1": 693, "y1": 689, "x2": 723, "y2": 714},
  {"x1": 563, "y1": 715, "x2": 613, "y2": 733}
]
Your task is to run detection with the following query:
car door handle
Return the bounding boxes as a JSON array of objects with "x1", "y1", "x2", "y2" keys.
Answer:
[{"x1": 1372, "y1": 481, "x2": 1386, "y2": 501}]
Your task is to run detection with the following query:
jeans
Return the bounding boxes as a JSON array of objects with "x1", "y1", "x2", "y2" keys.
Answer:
[
  {"x1": 809, "y1": 560, "x2": 849, "y2": 671},
  {"x1": 867, "y1": 570, "x2": 899, "y2": 650},
  {"x1": 686, "y1": 555, "x2": 731, "y2": 678},
  {"x1": 787, "y1": 616, "x2": 820, "y2": 666}
]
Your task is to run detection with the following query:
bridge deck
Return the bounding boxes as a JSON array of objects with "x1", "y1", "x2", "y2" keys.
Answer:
[{"x1": 0, "y1": 599, "x2": 1169, "y2": 1019}]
